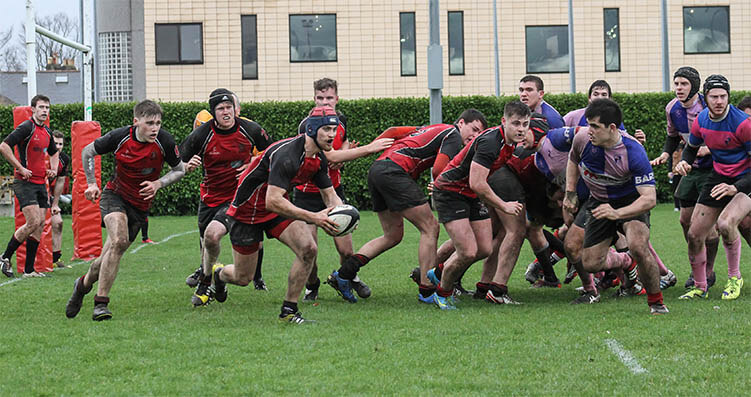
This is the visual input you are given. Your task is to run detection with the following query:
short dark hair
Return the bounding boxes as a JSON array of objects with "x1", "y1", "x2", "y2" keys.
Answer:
[
  {"x1": 455, "y1": 109, "x2": 488, "y2": 130},
  {"x1": 133, "y1": 100, "x2": 163, "y2": 119},
  {"x1": 520, "y1": 75, "x2": 544, "y2": 91},
  {"x1": 52, "y1": 130, "x2": 64, "y2": 139},
  {"x1": 314, "y1": 78, "x2": 338, "y2": 94},
  {"x1": 738, "y1": 96, "x2": 751, "y2": 112},
  {"x1": 504, "y1": 100, "x2": 532, "y2": 119},
  {"x1": 584, "y1": 98, "x2": 623, "y2": 127},
  {"x1": 31, "y1": 95, "x2": 50, "y2": 107},
  {"x1": 588, "y1": 80, "x2": 612, "y2": 98}
]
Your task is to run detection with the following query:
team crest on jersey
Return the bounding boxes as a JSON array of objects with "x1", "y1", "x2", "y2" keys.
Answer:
[
  {"x1": 150, "y1": 152, "x2": 157, "y2": 159},
  {"x1": 141, "y1": 168, "x2": 155, "y2": 175},
  {"x1": 230, "y1": 160, "x2": 243, "y2": 168}
]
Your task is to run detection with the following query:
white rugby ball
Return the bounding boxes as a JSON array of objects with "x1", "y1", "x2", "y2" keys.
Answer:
[{"x1": 328, "y1": 204, "x2": 360, "y2": 236}]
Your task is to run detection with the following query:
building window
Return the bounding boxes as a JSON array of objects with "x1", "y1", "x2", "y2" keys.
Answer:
[
  {"x1": 241, "y1": 15, "x2": 258, "y2": 79},
  {"x1": 154, "y1": 23, "x2": 203, "y2": 64},
  {"x1": 399, "y1": 12, "x2": 416, "y2": 76},
  {"x1": 604, "y1": 8, "x2": 620, "y2": 72},
  {"x1": 525, "y1": 25, "x2": 569, "y2": 73},
  {"x1": 448, "y1": 11, "x2": 464, "y2": 75},
  {"x1": 289, "y1": 14, "x2": 337, "y2": 62},
  {"x1": 683, "y1": 6, "x2": 730, "y2": 54},
  {"x1": 98, "y1": 32, "x2": 133, "y2": 102}
]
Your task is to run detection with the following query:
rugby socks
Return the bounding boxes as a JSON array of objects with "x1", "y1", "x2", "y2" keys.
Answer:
[
  {"x1": 53, "y1": 250, "x2": 62, "y2": 263},
  {"x1": 605, "y1": 248, "x2": 631, "y2": 271},
  {"x1": 573, "y1": 260, "x2": 597, "y2": 293},
  {"x1": 543, "y1": 229, "x2": 565, "y2": 257},
  {"x1": 337, "y1": 254, "x2": 369, "y2": 280},
  {"x1": 281, "y1": 300, "x2": 298, "y2": 315},
  {"x1": 2, "y1": 236, "x2": 22, "y2": 260},
  {"x1": 474, "y1": 282, "x2": 490, "y2": 297},
  {"x1": 648, "y1": 242, "x2": 669, "y2": 276},
  {"x1": 434, "y1": 262, "x2": 444, "y2": 280},
  {"x1": 436, "y1": 284, "x2": 453, "y2": 298},
  {"x1": 489, "y1": 282, "x2": 508, "y2": 296},
  {"x1": 254, "y1": 247, "x2": 264, "y2": 281},
  {"x1": 419, "y1": 284, "x2": 435, "y2": 298},
  {"x1": 689, "y1": 248, "x2": 708, "y2": 291},
  {"x1": 724, "y1": 237, "x2": 742, "y2": 279},
  {"x1": 533, "y1": 244, "x2": 558, "y2": 282},
  {"x1": 94, "y1": 295, "x2": 109, "y2": 306},
  {"x1": 647, "y1": 291, "x2": 664, "y2": 306},
  {"x1": 705, "y1": 237, "x2": 719, "y2": 276},
  {"x1": 24, "y1": 237, "x2": 39, "y2": 274}
]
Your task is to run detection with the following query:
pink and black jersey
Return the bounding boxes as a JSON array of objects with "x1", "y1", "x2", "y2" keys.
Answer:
[
  {"x1": 434, "y1": 126, "x2": 515, "y2": 198},
  {"x1": 688, "y1": 105, "x2": 751, "y2": 178},
  {"x1": 532, "y1": 101, "x2": 565, "y2": 129},
  {"x1": 4, "y1": 119, "x2": 58, "y2": 184},
  {"x1": 666, "y1": 95, "x2": 710, "y2": 169},
  {"x1": 180, "y1": 118, "x2": 272, "y2": 207},
  {"x1": 94, "y1": 126, "x2": 181, "y2": 211},
  {"x1": 379, "y1": 123, "x2": 463, "y2": 179},
  {"x1": 570, "y1": 129, "x2": 655, "y2": 202},
  {"x1": 564, "y1": 107, "x2": 626, "y2": 130},
  {"x1": 228, "y1": 135, "x2": 332, "y2": 224},
  {"x1": 535, "y1": 126, "x2": 578, "y2": 187},
  {"x1": 295, "y1": 112, "x2": 347, "y2": 193}
]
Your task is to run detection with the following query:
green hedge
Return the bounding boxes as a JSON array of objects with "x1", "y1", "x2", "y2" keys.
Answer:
[{"x1": 1, "y1": 92, "x2": 749, "y2": 215}]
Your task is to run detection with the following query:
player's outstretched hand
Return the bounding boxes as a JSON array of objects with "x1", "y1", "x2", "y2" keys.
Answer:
[
  {"x1": 563, "y1": 191, "x2": 578, "y2": 215},
  {"x1": 45, "y1": 168, "x2": 57, "y2": 180},
  {"x1": 650, "y1": 152, "x2": 669, "y2": 166},
  {"x1": 312, "y1": 207, "x2": 340, "y2": 236},
  {"x1": 84, "y1": 184, "x2": 100, "y2": 202},
  {"x1": 592, "y1": 203, "x2": 619, "y2": 220},
  {"x1": 500, "y1": 200, "x2": 523, "y2": 216},
  {"x1": 633, "y1": 129, "x2": 647, "y2": 146},
  {"x1": 366, "y1": 138, "x2": 394, "y2": 154},
  {"x1": 710, "y1": 183, "x2": 737, "y2": 200},
  {"x1": 185, "y1": 155, "x2": 202, "y2": 173},
  {"x1": 234, "y1": 162, "x2": 250, "y2": 179},
  {"x1": 139, "y1": 180, "x2": 162, "y2": 201},
  {"x1": 674, "y1": 160, "x2": 692, "y2": 176},
  {"x1": 328, "y1": 161, "x2": 344, "y2": 170}
]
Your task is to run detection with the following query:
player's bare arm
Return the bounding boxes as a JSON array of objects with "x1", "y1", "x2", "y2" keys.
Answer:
[
  {"x1": 139, "y1": 161, "x2": 185, "y2": 201},
  {"x1": 266, "y1": 185, "x2": 339, "y2": 235},
  {"x1": 468, "y1": 161, "x2": 522, "y2": 216},
  {"x1": 46, "y1": 151, "x2": 59, "y2": 180},
  {"x1": 563, "y1": 158, "x2": 581, "y2": 213},
  {"x1": 0, "y1": 142, "x2": 31, "y2": 180},
  {"x1": 51, "y1": 176, "x2": 65, "y2": 215},
  {"x1": 81, "y1": 142, "x2": 101, "y2": 201},
  {"x1": 323, "y1": 138, "x2": 394, "y2": 163},
  {"x1": 592, "y1": 185, "x2": 656, "y2": 220}
]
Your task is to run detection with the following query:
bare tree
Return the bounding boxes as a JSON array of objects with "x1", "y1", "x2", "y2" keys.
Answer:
[
  {"x1": 14, "y1": 13, "x2": 80, "y2": 71},
  {"x1": 0, "y1": 26, "x2": 24, "y2": 71}
]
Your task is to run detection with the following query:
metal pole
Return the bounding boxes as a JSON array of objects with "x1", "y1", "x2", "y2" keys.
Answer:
[
  {"x1": 35, "y1": 25, "x2": 91, "y2": 53},
  {"x1": 661, "y1": 0, "x2": 670, "y2": 92},
  {"x1": 83, "y1": 0, "x2": 93, "y2": 121},
  {"x1": 25, "y1": 0, "x2": 36, "y2": 104},
  {"x1": 427, "y1": 0, "x2": 442, "y2": 125},
  {"x1": 568, "y1": 0, "x2": 576, "y2": 93},
  {"x1": 492, "y1": 0, "x2": 500, "y2": 96}
]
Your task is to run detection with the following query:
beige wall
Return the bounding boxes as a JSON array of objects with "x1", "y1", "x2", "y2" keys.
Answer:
[{"x1": 142, "y1": 0, "x2": 751, "y2": 103}]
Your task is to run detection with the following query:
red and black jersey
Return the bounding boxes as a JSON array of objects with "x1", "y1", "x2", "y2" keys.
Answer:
[
  {"x1": 180, "y1": 117, "x2": 272, "y2": 207},
  {"x1": 94, "y1": 125, "x2": 181, "y2": 211},
  {"x1": 434, "y1": 126, "x2": 514, "y2": 198},
  {"x1": 4, "y1": 119, "x2": 58, "y2": 184},
  {"x1": 49, "y1": 151, "x2": 71, "y2": 192},
  {"x1": 507, "y1": 148, "x2": 547, "y2": 194},
  {"x1": 228, "y1": 134, "x2": 332, "y2": 224},
  {"x1": 379, "y1": 123, "x2": 463, "y2": 179},
  {"x1": 295, "y1": 112, "x2": 347, "y2": 193}
]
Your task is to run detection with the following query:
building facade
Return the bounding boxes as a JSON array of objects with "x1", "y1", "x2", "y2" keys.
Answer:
[{"x1": 96, "y1": 0, "x2": 750, "y2": 103}]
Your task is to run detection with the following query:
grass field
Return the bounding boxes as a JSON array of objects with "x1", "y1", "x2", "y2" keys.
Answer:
[{"x1": 1, "y1": 203, "x2": 751, "y2": 395}]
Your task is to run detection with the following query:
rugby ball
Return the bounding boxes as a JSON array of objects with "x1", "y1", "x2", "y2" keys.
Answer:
[{"x1": 328, "y1": 204, "x2": 360, "y2": 236}]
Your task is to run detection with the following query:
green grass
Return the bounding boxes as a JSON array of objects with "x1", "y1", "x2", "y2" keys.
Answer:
[{"x1": 1, "y1": 204, "x2": 751, "y2": 395}]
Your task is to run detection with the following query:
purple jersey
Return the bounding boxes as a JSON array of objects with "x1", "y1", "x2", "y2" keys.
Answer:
[
  {"x1": 688, "y1": 105, "x2": 751, "y2": 178},
  {"x1": 535, "y1": 126, "x2": 578, "y2": 188},
  {"x1": 666, "y1": 95, "x2": 710, "y2": 169},
  {"x1": 564, "y1": 107, "x2": 626, "y2": 130},
  {"x1": 570, "y1": 130, "x2": 655, "y2": 201},
  {"x1": 532, "y1": 100, "x2": 565, "y2": 129}
]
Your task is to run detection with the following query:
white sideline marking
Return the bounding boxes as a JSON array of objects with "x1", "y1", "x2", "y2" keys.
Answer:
[
  {"x1": 129, "y1": 229, "x2": 197, "y2": 254},
  {"x1": 604, "y1": 339, "x2": 648, "y2": 374}
]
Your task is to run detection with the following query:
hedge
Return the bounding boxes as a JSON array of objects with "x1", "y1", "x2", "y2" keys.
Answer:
[{"x1": 1, "y1": 92, "x2": 750, "y2": 215}]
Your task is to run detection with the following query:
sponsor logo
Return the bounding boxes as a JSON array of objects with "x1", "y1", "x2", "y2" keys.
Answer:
[{"x1": 634, "y1": 173, "x2": 654, "y2": 184}]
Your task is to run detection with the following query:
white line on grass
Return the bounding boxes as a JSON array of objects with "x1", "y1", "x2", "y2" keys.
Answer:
[
  {"x1": 0, "y1": 259, "x2": 89, "y2": 288},
  {"x1": 129, "y1": 229, "x2": 198, "y2": 254},
  {"x1": 604, "y1": 338, "x2": 648, "y2": 374}
]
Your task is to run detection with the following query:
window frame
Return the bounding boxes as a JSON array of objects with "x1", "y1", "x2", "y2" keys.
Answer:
[
  {"x1": 524, "y1": 25, "x2": 569, "y2": 74},
  {"x1": 448, "y1": 11, "x2": 465, "y2": 76},
  {"x1": 154, "y1": 22, "x2": 204, "y2": 65},
  {"x1": 241, "y1": 15, "x2": 259, "y2": 80},
  {"x1": 682, "y1": 6, "x2": 730, "y2": 55},
  {"x1": 288, "y1": 14, "x2": 338, "y2": 63},
  {"x1": 603, "y1": 8, "x2": 621, "y2": 72},
  {"x1": 399, "y1": 12, "x2": 417, "y2": 76}
]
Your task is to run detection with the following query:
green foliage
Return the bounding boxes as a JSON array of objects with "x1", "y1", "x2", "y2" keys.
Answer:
[{"x1": 1, "y1": 91, "x2": 750, "y2": 214}]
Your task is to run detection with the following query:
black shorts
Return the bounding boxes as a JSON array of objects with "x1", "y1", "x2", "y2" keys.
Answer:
[
  {"x1": 13, "y1": 180, "x2": 49, "y2": 209},
  {"x1": 675, "y1": 167, "x2": 712, "y2": 208},
  {"x1": 697, "y1": 171, "x2": 751, "y2": 208},
  {"x1": 292, "y1": 185, "x2": 346, "y2": 213},
  {"x1": 487, "y1": 167, "x2": 526, "y2": 203},
  {"x1": 368, "y1": 159, "x2": 428, "y2": 212},
  {"x1": 576, "y1": 196, "x2": 651, "y2": 248},
  {"x1": 197, "y1": 201, "x2": 232, "y2": 238},
  {"x1": 433, "y1": 188, "x2": 489, "y2": 224},
  {"x1": 100, "y1": 189, "x2": 148, "y2": 242},
  {"x1": 228, "y1": 215, "x2": 293, "y2": 247}
]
